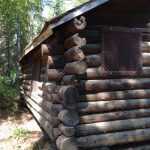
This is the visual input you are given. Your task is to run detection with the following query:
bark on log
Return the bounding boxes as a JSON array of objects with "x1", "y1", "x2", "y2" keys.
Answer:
[
  {"x1": 141, "y1": 42, "x2": 150, "y2": 52},
  {"x1": 81, "y1": 89, "x2": 150, "y2": 101},
  {"x1": 27, "y1": 103, "x2": 61, "y2": 141},
  {"x1": 76, "y1": 117, "x2": 150, "y2": 136},
  {"x1": 118, "y1": 144, "x2": 150, "y2": 150},
  {"x1": 64, "y1": 33, "x2": 86, "y2": 49},
  {"x1": 59, "y1": 124, "x2": 75, "y2": 137},
  {"x1": 30, "y1": 92, "x2": 63, "y2": 116},
  {"x1": 80, "y1": 109, "x2": 150, "y2": 124},
  {"x1": 64, "y1": 61, "x2": 87, "y2": 75},
  {"x1": 81, "y1": 78, "x2": 150, "y2": 93},
  {"x1": 58, "y1": 86, "x2": 79, "y2": 109},
  {"x1": 78, "y1": 99, "x2": 150, "y2": 114},
  {"x1": 85, "y1": 54, "x2": 101, "y2": 67},
  {"x1": 64, "y1": 46, "x2": 85, "y2": 61},
  {"x1": 143, "y1": 53, "x2": 150, "y2": 65},
  {"x1": 86, "y1": 67, "x2": 150, "y2": 79},
  {"x1": 76, "y1": 128, "x2": 150, "y2": 147},
  {"x1": 58, "y1": 109, "x2": 79, "y2": 126},
  {"x1": 63, "y1": 16, "x2": 87, "y2": 36},
  {"x1": 56, "y1": 135, "x2": 78, "y2": 150},
  {"x1": 26, "y1": 96, "x2": 60, "y2": 126},
  {"x1": 47, "y1": 69, "x2": 64, "y2": 81},
  {"x1": 44, "y1": 85, "x2": 79, "y2": 109}
]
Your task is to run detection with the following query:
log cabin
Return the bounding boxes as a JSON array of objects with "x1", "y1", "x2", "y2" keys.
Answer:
[{"x1": 19, "y1": 0, "x2": 150, "y2": 149}]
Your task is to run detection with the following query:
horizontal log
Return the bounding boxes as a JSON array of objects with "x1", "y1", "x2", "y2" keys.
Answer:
[
  {"x1": 141, "y1": 42, "x2": 150, "y2": 52},
  {"x1": 47, "y1": 69, "x2": 64, "y2": 81},
  {"x1": 78, "y1": 99, "x2": 150, "y2": 114},
  {"x1": 56, "y1": 135, "x2": 78, "y2": 150},
  {"x1": 21, "y1": 67, "x2": 32, "y2": 74},
  {"x1": 27, "y1": 103, "x2": 61, "y2": 141},
  {"x1": 143, "y1": 53, "x2": 150, "y2": 65},
  {"x1": 81, "y1": 89, "x2": 150, "y2": 101},
  {"x1": 86, "y1": 67, "x2": 150, "y2": 79},
  {"x1": 64, "y1": 61, "x2": 87, "y2": 75},
  {"x1": 64, "y1": 47, "x2": 85, "y2": 61},
  {"x1": 79, "y1": 108, "x2": 150, "y2": 124},
  {"x1": 25, "y1": 96, "x2": 60, "y2": 126},
  {"x1": 81, "y1": 78, "x2": 150, "y2": 93},
  {"x1": 63, "y1": 16, "x2": 87, "y2": 36},
  {"x1": 64, "y1": 33, "x2": 86, "y2": 49},
  {"x1": 30, "y1": 92, "x2": 63, "y2": 116},
  {"x1": 76, "y1": 128, "x2": 150, "y2": 147},
  {"x1": 118, "y1": 144, "x2": 150, "y2": 150},
  {"x1": 76, "y1": 117, "x2": 150, "y2": 136},
  {"x1": 85, "y1": 54, "x2": 101, "y2": 67},
  {"x1": 59, "y1": 124, "x2": 75, "y2": 137},
  {"x1": 58, "y1": 109, "x2": 79, "y2": 127}
]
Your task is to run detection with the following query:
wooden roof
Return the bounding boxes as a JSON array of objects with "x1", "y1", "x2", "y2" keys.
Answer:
[{"x1": 20, "y1": 0, "x2": 150, "y2": 61}]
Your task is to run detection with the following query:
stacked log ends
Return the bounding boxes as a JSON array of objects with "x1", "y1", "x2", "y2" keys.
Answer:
[
  {"x1": 64, "y1": 46, "x2": 85, "y2": 61},
  {"x1": 63, "y1": 16, "x2": 87, "y2": 36},
  {"x1": 56, "y1": 135, "x2": 78, "y2": 150},
  {"x1": 64, "y1": 61, "x2": 87, "y2": 75}
]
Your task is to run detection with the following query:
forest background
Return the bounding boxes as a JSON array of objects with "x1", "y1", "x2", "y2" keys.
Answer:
[{"x1": 0, "y1": 0, "x2": 87, "y2": 114}]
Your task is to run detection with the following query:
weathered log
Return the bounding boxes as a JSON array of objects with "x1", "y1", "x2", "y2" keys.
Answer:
[
  {"x1": 143, "y1": 53, "x2": 150, "y2": 65},
  {"x1": 64, "y1": 61, "x2": 87, "y2": 75},
  {"x1": 58, "y1": 109, "x2": 79, "y2": 126},
  {"x1": 41, "y1": 69, "x2": 64, "y2": 81},
  {"x1": 141, "y1": 42, "x2": 150, "y2": 52},
  {"x1": 27, "y1": 103, "x2": 61, "y2": 141},
  {"x1": 64, "y1": 46, "x2": 85, "y2": 61},
  {"x1": 41, "y1": 44, "x2": 50, "y2": 56},
  {"x1": 45, "y1": 85, "x2": 79, "y2": 109},
  {"x1": 86, "y1": 67, "x2": 150, "y2": 79},
  {"x1": 30, "y1": 92, "x2": 63, "y2": 116},
  {"x1": 64, "y1": 33, "x2": 86, "y2": 49},
  {"x1": 25, "y1": 96, "x2": 60, "y2": 126},
  {"x1": 61, "y1": 75, "x2": 78, "y2": 85},
  {"x1": 80, "y1": 109, "x2": 150, "y2": 124},
  {"x1": 63, "y1": 16, "x2": 87, "y2": 36},
  {"x1": 58, "y1": 86, "x2": 79, "y2": 109},
  {"x1": 76, "y1": 117, "x2": 150, "y2": 136},
  {"x1": 56, "y1": 135, "x2": 78, "y2": 150},
  {"x1": 118, "y1": 144, "x2": 150, "y2": 150},
  {"x1": 81, "y1": 78, "x2": 150, "y2": 93},
  {"x1": 85, "y1": 54, "x2": 101, "y2": 67},
  {"x1": 82, "y1": 44, "x2": 101, "y2": 54},
  {"x1": 78, "y1": 99, "x2": 150, "y2": 114},
  {"x1": 81, "y1": 89, "x2": 150, "y2": 101},
  {"x1": 76, "y1": 128, "x2": 150, "y2": 147},
  {"x1": 59, "y1": 124, "x2": 75, "y2": 137}
]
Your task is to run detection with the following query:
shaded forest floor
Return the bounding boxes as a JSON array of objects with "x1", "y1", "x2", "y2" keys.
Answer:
[{"x1": 0, "y1": 104, "x2": 52, "y2": 150}]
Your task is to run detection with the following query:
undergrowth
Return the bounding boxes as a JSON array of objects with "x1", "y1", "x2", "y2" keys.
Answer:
[{"x1": 0, "y1": 74, "x2": 20, "y2": 115}]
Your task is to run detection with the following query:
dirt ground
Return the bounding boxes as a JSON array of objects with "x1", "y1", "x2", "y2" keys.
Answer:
[{"x1": 0, "y1": 109, "x2": 51, "y2": 150}]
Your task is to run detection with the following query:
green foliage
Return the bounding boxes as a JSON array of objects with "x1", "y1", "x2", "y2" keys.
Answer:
[
  {"x1": 0, "y1": 74, "x2": 19, "y2": 114},
  {"x1": 11, "y1": 127, "x2": 30, "y2": 140}
]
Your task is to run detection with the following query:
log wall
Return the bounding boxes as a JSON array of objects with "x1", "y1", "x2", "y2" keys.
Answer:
[{"x1": 20, "y1": 15, "x2": 150, "y2": 150}]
